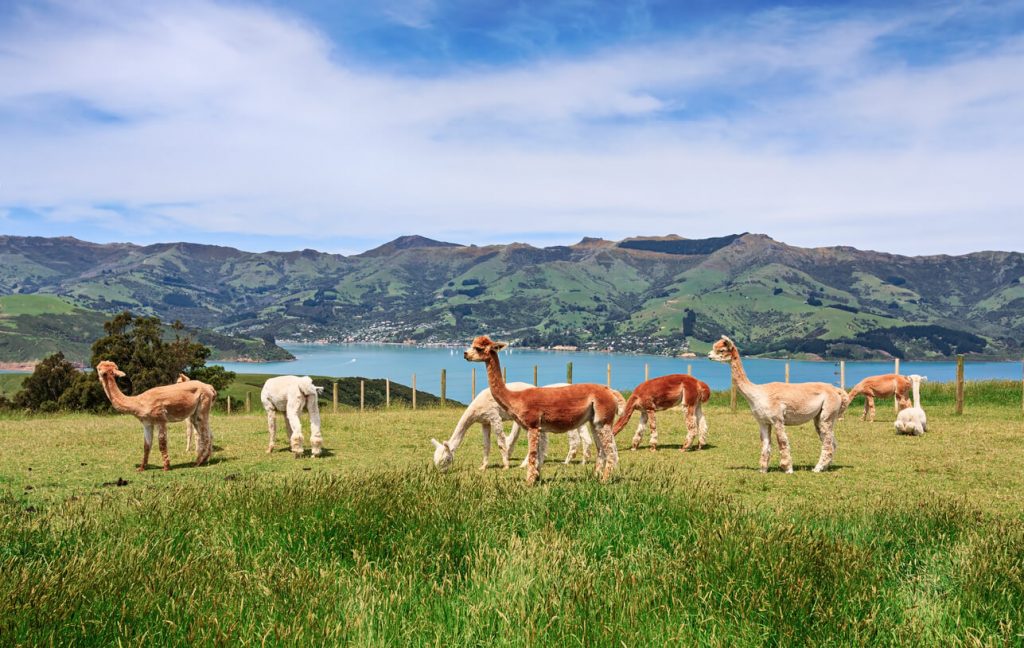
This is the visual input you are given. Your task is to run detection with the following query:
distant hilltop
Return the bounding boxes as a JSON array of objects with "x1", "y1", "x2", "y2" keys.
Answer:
[{"x1": 0, "y1": 233, "x2": 1021, "y2": 360}]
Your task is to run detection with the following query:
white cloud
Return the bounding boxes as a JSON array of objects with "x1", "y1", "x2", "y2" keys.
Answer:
[{"x1": 0, "y1": 0, "x2": 1021, "y2": 256}]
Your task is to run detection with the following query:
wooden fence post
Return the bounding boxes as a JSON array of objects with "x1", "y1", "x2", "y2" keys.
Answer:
[
  {"x1": 226, "y1": 395, "x2": 231, "y2": 414},
  {"x1": 687, "y1": 364, "x2": 692, "y2": 376},
  {"x1": 332, "y1": 382, "x2": 338, "y2": 414},
  {"x1": 359, "y1": 380, "x2": 365, "y2": 412},
  {"x1": 567, "y1": 362, "x2": 573, "y2": 384},
  {"x1": 440, "y1": 369, "x2": 447, "y2": 407},
  {"x1": 955, "y1": 355, "x2": 964, "y2": 415},
  {"x1": 533, "y1": 365, "x2": 538, "y2": 386},
  {"x1": 245, "y1": 391, "x2": 251, "y2": 413},
  {"x1": 472, "y1": 368, "x2": 477, "y2": 399},
  {"x1": 730, "y1": 375, "x2": 737, "y2": 412},
  {"x1": 894, "y1": 358, "x2": 901, "y2": 412},
  {"x1": 412, "y1": 374, "x2": 417, "y2": 410},
  {"x1": 606, "y1": 362, "x2": 611, "y2": 387},
  {"x1": 840, "y1": 361, "x2": 846, "y2": 390},
  {"x1": 785, "y1": 362, "x2": 790, "y2": 383},
  {"x1": 385, "y1": 379, "x2": 390, "y2": 408},
  {"x1": 644, "y1": 363, "x2": 649, "y2": 381}
]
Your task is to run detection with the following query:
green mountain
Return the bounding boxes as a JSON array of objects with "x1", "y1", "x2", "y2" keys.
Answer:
[{"x1": 1, "y1": 233, "x2": 1021, "y2": 360}]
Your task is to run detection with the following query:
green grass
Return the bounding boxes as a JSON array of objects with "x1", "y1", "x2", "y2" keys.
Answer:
[
  {"x1": 0, "y1": 294, "x2": 77, "y2": 317},
  {"x1": 1, "y1": 385, "x2": 1023, "y2": 645}
]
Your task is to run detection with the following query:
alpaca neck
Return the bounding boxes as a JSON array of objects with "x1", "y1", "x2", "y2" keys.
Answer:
[
  {"x1": 482, "y1": 352, "x2": 517, "y2": 415},
  {"x1": 729, "y1": 351, "x2": 761, "y2": 401},
  {"x1": 445, "y1": 404, "x2": 480, "y2": 450},
  {"x1": 100, "y1": 374, "x2": 139, "y2": 414}
]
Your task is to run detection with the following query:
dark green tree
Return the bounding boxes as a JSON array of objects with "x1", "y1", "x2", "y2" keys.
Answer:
[{"x1": 13, "y1": 352, "x2": 80, "y2": 411}]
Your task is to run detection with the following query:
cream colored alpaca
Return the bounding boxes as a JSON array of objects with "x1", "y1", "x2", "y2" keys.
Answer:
[
  {"x1": 708, "y1": 336, "x2": 849, "y2": 473},
  {"x1": 894, "y1": 375, "x2": 928, "y2": 436},
  {"x1": 464, "y1": 336, "x2": 620, "y2": 485},
  {"x1": 177, "y1": 373, "x2": 199, "y2": 452},
  {"x1": 96, "y1": 361, "x2": 215, "y2": 471},
  {"x1": 261, "y1": 375, "x2": 324, "y2": 458},
  {"x1": 431, "y1": 383, "x2": 593, "y2": 471}
]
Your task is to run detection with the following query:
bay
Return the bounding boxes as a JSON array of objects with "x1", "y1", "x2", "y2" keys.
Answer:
[{"x1": 218, "y1": 343, "x2": 1024, "y2": 399}]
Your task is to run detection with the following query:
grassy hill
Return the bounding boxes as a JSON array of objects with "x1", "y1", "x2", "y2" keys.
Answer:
[{"x1": 1, "y1": 234, "x2": 1021, "y2": 360}]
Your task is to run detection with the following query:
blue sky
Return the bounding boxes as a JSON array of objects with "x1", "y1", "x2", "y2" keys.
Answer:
[{"x1": 0, "y1": 0, "x2": 1022, "y2": 255}]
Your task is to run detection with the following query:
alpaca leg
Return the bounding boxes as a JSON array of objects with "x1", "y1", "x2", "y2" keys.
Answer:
[
  {"x1": 139, "y1": 422, "x2": 153, "y2": 472},
  {"x1": 185, "y1": 418, "x2": 194, "y2": 453},
  {"x1": 192, "y1": 410, "x2": 209, "y2": 466},
  {"x1": 307, "y1": 395, "x2": 323, "y2": 457},
  {"x1": 157, "y1": 421, "x2": 170, "y2": 471},
  {"x1": 480, "y1": 421, "x2": 492, "y2": 471},
  {"x1": 758, "y1": 422, "x2": 771, "y2": 473},
  {"x1": 594, "y1": 429, "x2": 607, "y2": 476},
  {"x1": 865, "y1": 396, "x2": 876, "y2": 423},
  {"x1": 564, "y1": 427, "x2": 580, "y2": 464},
  {"x1": 682, "y1": 404, "x2": 699, "y2": 451},
  {"x1": 265, "y1": 406, "x2": 278, "y2": 453},
  {"x1": 647, "y1": 409, "x2": 658, "y2": 451},
  {"x1": 580, "y1": 422, "x2": 594, "y2": 463},
  {"x1": 599, "y1": 424, "x2": 616, "y2": 482},
  {"x1": 631, "y1": 412, "x2": 647, "y2": 450},
  {"x1": 774, "y1": 421, "x2": 793, "y2": 474},
  {"x1": 537, "y1": 432, "x2": 548, "y2": 469},
  {"x1": 696, "y1": 402, "x2": 708, "y2": 449},
  {"x1": 813, "y1": 419, "x2": 836, "y2": 472},
  {"x1": 286, "y1": 399, "x2": 305, "y2": 457},
  {"x1": 526, "y1": 427, "x2": 541, "y2": 485}
]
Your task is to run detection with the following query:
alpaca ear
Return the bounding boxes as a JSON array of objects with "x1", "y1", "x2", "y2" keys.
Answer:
[
  {"x1": 431, "y1": 438, "x2": 443, "y2": 449},
  {"x1": 493, "y1": 341, "x2": 508, "y2": 351},
  {"x1": 115, "y1": 369, "x2": 127, "y2": 378}
]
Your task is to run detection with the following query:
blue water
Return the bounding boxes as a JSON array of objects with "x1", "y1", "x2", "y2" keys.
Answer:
[{"x1": 217, "y1": 344, "x2": 1024, "y2": 399}]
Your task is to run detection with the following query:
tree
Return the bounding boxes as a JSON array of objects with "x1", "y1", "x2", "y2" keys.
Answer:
[{"x1": 13, "y1": 352, "x2": 79, "y2": 411}]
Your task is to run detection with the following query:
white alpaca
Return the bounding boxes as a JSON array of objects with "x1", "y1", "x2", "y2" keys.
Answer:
[
  {"x1": 261, "y1": 375, "x2": 324, "y2": 457},
  {"x1": 894, "y1": 374, "x2": 928, "y2": 436},
  {"x1": 431, "y1": 382, "x2": 593, "y2": 471}
]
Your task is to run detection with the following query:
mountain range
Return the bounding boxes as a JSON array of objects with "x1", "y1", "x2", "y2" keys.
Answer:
[{"x1": 1, "y1": 232, "x2": 1021, "y2": 363}]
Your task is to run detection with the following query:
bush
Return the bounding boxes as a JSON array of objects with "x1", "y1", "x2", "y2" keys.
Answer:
[{"x1": 13, "y1": 352, "x2": 79, "y2": 411}]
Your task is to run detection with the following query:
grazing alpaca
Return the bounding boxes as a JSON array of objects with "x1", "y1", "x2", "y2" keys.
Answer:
[
  {"x1": 96, "y1": 361, "x2": 215, "y2": 471},
  {"x1": 177, "y1": 373, "x2": 199, "y2": 452},
  {"x1": 612, "y1": 374, "x2": 711, "y2": 451},
  {"x1": 708, "y1": 336, "x2": 849, "y2": 473},
  {"x1": 894, "y1": 374, "x2": 928, "y2": 436},
  {"x1": 464, "y1": 336, "x2": 620, "y2": 485},
  {"x1": 261, "y1": 376, "x2": 324, "y2": 458},
  {"x1": 847, "y1": 373, "x2": 912, "y2": 422},
  {"x1": 431, "y1": 383, "x2": 593, "y2": 472}
]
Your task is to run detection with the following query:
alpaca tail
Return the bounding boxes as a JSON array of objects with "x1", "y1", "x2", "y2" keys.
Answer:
[
  {"x1": 612, "y1": 393, "x2": 640, "y2": 436},
  {"x1": 837, "y1": 387, "x2": 851, "y2": 415},
  {"x1": 698, "y1": 381, "x2": 711, "y2": 403}
]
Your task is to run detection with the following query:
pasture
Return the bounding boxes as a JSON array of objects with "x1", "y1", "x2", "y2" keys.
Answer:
[{"x1": 1, "y1": 380, "x2": 1023, "y2": 646}]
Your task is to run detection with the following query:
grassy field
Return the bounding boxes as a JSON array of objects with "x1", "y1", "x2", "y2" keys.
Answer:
[{"x1": 1, "y1": 383, "x2": 1023, "y2": 645}]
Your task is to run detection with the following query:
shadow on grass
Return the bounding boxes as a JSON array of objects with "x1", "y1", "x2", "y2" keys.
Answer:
[{"x1": 726, "y1": 463, "x2": 850, "y2": 473}]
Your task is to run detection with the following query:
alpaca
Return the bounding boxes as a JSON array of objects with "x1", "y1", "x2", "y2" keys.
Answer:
[
  {"x1": 177, "y1": 373, "x2": 199, "y2": 452},
  {"x1": 261, "y1": 375, "x2": 324, "y2": 458},
  {"x1": 95, "y1": 361, "x2": 215, "y2": 471},
  {"x1": 612, "y1": 374, "x2": 711, "y2": 451},
  {"x1": 464, "y1": 335, "x2": 620, "y2": 485},
  {"x1": 430, "y1": 382, "x2": 593, "y2": 472},
  {"x1": 708, "y1": 336, "x2": 849, "y2": 473},
  {"x1": 894, "y1": 374, "x2": 928, "y2": 436},
  {"x1": 847, "y1": 373, "x2": 912, "y2": 422}
]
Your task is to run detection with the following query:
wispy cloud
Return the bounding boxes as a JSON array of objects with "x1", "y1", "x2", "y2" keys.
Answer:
[{"x1": 0, "y1": 0, "x2": 1021, "y2": 255}]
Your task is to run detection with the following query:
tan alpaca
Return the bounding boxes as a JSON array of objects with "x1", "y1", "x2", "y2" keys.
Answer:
[
  {"x1": 176, "y1": 373, "x2": 199, "y2": 452},
  {"x1": 463, "y1": 336, "x2": 620, "y2": 485},
  {"x1": 847, "y1": 373, "x2": 912, "y2": 422},
  {"x1": 612, "y1": 374, "x2": 711, "y2": 451},
  {"x1": 708, "y1": 336, "x2": 849, "y2": 473},
  {"x1": 96, "y1": 361, "x2": 216, "y2": 471}
]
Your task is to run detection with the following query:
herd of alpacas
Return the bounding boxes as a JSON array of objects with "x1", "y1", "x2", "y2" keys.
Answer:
[{"x1": 95, "y1": 335, "x2": 929, "y2": 483}]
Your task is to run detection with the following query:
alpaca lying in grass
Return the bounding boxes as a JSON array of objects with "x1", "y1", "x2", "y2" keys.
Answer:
[
  {"x1": 894, "y1": 375, "x2": 928, "y2": 436},
  {"x1": 431, "y1": 383, "x2": 595, "y2": 471},
  {"x1": 261, "y1": 375, "x2": 324, "y2": 458}
]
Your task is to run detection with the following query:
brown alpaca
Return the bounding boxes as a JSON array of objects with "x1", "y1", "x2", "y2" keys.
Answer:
[
  {"x1": 612, "y1": 374, "x2": 711, "y2": 451},
  {"x1": 463, "y1": 336, "x2": 620, "y2": 485},
  {"x1": 96, "y1": 361, "x2": 216, "y2": 471},
  {"x1": 847, "y1": 373, "x2": 912, "y2": 422},
  {"x1": 708, "y1": 336, "x2": 849, "y2": 473},
  {"x1": 176, "y1": 373, "x2": 199, "y2": 452}
]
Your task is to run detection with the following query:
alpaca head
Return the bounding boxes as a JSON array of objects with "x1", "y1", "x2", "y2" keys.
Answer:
[
  {"x1": 96, "y1": 360, "x2": 126, "y2": 379},
  {"x1": 463, "y1": 335, "x2": 507, "y2": 362},
  {"x1": 431, "y1": 438, "x2": 454, "y2": 470},
  {"x1": 707, "y1": 335, "x2": 738, "y2": 363}
]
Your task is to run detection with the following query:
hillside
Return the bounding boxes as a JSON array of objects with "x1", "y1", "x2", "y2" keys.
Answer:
[
  {"x1": 0, "y1": 294, "x2": 293, "y2": 366},
  {"x1": 1, "y1": 234, "x2": 1021, "y2": 359}
]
